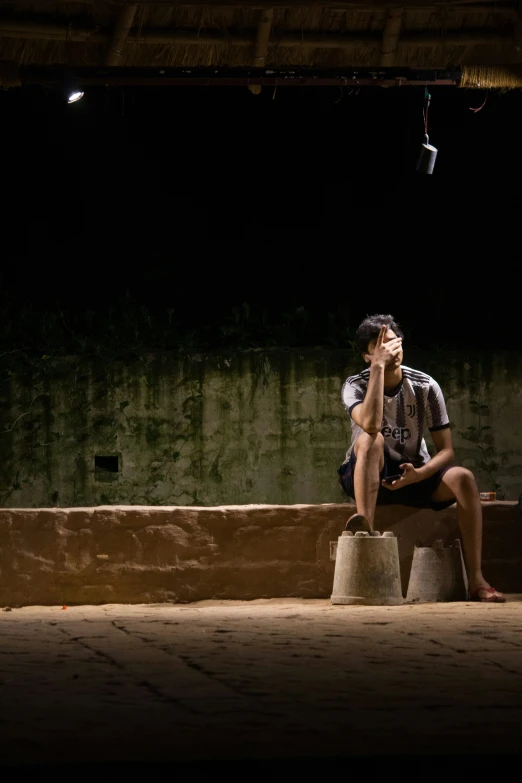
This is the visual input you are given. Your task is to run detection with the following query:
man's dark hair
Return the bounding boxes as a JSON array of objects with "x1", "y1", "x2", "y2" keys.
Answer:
[{"x1": 355, "y1": 314, "x2": 404, "y2": 354}]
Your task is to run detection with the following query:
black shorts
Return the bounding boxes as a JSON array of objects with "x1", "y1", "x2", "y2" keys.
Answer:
[{"x1": 337, "y1": 449, "x2": 456, "y2": 512}]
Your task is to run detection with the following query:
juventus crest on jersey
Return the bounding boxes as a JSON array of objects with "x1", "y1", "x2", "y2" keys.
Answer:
[{"x1": 341, "y1": 365, "x2": 450, "y2": 467}]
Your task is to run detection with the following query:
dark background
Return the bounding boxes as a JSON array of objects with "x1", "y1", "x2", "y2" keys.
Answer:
[
  {"x1": 1, "y1": 83, "x2": 520, "y2": 777},
  {"x1": 1, "y1": 82, "x2": 520, "y2": 353}
]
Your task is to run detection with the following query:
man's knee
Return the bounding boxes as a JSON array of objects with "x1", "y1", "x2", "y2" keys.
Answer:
[
  {"x1": 354, "y1": 431, "x2": 384, "y2": 456},
  {"x1": 445, "y1": 466, "x2": 478, "y2": 493}
]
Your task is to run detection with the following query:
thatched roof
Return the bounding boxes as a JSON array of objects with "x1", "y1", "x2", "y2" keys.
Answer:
[{"x1": 1, "y1": 1, "x2": 522, "y2": 87}]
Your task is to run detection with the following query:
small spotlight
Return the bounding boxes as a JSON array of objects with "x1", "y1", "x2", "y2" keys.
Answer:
[
  {"x1": 67, "y1": 90, "x2": 83, "y2": 103},
  {"x1": 60, "y1": 70, "x2": 84, "y2": 104},
  {"x1": 416, "y1": 134, "x2": 438, "y2": 175},
  {"x1": 67, "y1": 89, "x2": 84, "y2": 104}
]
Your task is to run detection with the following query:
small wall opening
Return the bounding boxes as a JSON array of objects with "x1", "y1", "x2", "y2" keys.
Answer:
[{"x1": 95, "y1": 456, "x2": 119, "y2": 473}]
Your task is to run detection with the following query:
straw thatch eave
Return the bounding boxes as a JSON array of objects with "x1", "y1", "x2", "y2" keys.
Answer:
[
  {"x1": 0, "y1": 1, "x2": 521, "y2": 72},
  {"x1": 0, "y1": 0, "x2": 518, "y2": 6}
]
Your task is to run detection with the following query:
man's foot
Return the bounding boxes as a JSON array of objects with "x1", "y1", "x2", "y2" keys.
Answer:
[
  {"x1": 469, "y1": 586, "x2": 506, "y2": 603},
  {"x1": 345, "y1": 513, "x2": 371, "y2": 534}
]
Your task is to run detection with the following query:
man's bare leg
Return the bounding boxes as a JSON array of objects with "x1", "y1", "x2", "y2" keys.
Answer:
[
  {"x1": 352, "y1": 432, "x2": 385, "y2": 531},
  {"x1": 431, "y1": 466, "x2": 504, "y2": 599}
]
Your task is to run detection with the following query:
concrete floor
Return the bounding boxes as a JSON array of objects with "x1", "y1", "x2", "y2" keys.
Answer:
[{"x1": 2, "y1": 597, "x2": 522, "y2": 776}]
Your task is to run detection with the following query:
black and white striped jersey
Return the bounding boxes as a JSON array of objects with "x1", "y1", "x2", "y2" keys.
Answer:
[{"x1": 341, "y1": 365, "x2": 450, "y2": 467}]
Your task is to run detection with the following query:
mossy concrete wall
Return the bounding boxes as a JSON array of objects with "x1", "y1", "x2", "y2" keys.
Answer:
[{"x1": 1, "y1": 349, "x2": 521, "y2": 507}]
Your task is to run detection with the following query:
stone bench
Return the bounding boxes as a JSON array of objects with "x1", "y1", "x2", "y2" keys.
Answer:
[{"x1": 0, "y1": 502, "x2": 520, "y2": 606}]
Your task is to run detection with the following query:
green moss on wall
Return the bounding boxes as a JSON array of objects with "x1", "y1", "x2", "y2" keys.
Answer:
[{"x1": 1, "y1": 347, "x2": 521, "y2": 507}]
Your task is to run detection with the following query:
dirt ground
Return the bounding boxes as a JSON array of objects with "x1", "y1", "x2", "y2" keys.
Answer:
[{"x1": 2, "y1": 597, "x2": 522, "y2": 776}]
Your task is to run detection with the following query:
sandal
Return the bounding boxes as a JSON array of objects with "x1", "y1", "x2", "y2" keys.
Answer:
[
  {"x1": 345, "y1": 513, "x2": 371, "y2": 534},
  {"x1": 469, "y1": 586, "x2": 506, "y2": 603}
]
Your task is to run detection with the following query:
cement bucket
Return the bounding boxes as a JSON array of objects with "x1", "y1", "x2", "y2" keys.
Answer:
[
  {"x1": 405, "y1": 539, "x2": 468, "y2": 603},
  {"x1": 331, "y1": 530, "x2": 403, "y2": 606}
]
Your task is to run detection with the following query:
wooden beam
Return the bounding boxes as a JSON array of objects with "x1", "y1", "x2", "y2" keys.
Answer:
[
  {"x1": 105, "y1": 3, "x2": 138, "y2": 66},
  {"x1": 0, "y1": 21, "x2": 103, "y2": 42},
  {"x1": 400, "y1": 30, "x2": 505, "y2": 45},
  {"x1": 16, "y1": 66, "x2": 463, "y2": 88},
  {"x1": 249, "y1": 8, "x2": 274, "y2": 94},
  {"x1": 0, "y1": 0, "x2": 518, "y2": 8},
  {"x1": 380, "y1": 8, "x2": 403, "y2": 66},
  {"x1": 0, "y1": 20, "x2": 509, "y2": 48}
]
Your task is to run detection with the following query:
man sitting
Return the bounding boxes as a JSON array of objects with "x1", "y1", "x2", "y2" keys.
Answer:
[{"x1": 338, "y1": 313, "x2": 505, "y2": 603}]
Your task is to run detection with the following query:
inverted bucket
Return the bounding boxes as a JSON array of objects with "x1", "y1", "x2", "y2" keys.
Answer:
[
  {"x1": 331, "y1": 530, "x2": 403, "y2": 606},
  {"x1": 405, "y1": 539, "x2": 468, "y2": 603}
]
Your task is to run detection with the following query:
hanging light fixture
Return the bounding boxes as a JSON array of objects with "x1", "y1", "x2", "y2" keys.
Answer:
[{"x1": 416, "y1": 88, "x2": 437, "y2": 175}]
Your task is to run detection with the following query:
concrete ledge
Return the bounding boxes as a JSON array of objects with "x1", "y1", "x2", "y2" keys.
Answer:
[{"x1": 0, "y1": 502, "x2": 520, "y2": 606}]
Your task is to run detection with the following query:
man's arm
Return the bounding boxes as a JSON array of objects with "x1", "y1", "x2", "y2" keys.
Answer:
[
  {"x1": 385, "y1": 427, "x2": 454, "y2": 488},
  {"x1": 414, "y1": 427, "x2": 454, "y2": 481},
  {"x1": 351, "y1": 325, "x2": 403, "y2": 433},
  {"x1": 412, "y1": 376, "x2": 453, "y2": 480},
  {"x1": 350, "y1": 367, "x2": 385, "y2": 434}
]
